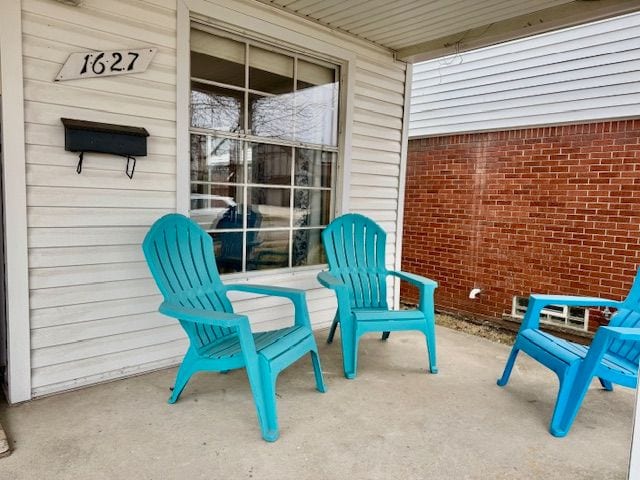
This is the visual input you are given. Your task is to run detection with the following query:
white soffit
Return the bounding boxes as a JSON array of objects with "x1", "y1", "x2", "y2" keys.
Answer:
[{"x1": 255, "y1": 0, "x2": 640, "y2": 62}]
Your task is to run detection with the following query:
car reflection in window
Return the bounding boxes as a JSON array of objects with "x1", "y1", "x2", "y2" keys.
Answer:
[{"x1": 190, "y1": 194, "x2": 238, "y2": 230}]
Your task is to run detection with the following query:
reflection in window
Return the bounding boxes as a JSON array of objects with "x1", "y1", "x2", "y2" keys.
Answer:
[
  {"x1": 248, "y1": 143, "x2": 292, "y2": 185},
  {"x1": 294, "y1": 189, "x2": 331, "y2": 227},
  {"x1": 248, "y1": 187, "x2": 291, "y2": 229},
  {"x1": 249, "y1": 230, "x2": 290, "y2": 271},
  {"x1": 191, "y1": 30, "x2": 245, "y2": 87},
  {"x1": 249, "y1": 93, "x2": 294, "y2": 140},
  {"x1": 189, "y1": 184, "x2": 241, "y2": 231},
  {"x1": 249, "y1": 46, "x2": 294, "y2": 94},
  {"x1": 190, "y1": 135, "x2": 243, "y2": 183},
  {"x1": 191, "y1": 83, "x2": 243, "y2": 132},
  {"x1": 189, "y1": 27, "x2": 338, "y2": 273},
  {"x1": 293, "y1": 229, "x2": 325, "y2": 267},
  {"x1": 294, "y1": 83, "x2": 339, "y2": 146},
  {"x1": 295, "y1": 149, "x2": 333, "y2": 187}
]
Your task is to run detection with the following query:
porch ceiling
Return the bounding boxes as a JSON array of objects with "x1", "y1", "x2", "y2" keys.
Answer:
[{"x1": 255, "y1": 0, "x2": 640, "y2": 62}]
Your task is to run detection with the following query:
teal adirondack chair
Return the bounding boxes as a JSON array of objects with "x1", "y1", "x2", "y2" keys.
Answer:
[
  {"x1": 317, "y1": 213, "x2": 438, "y2": 379},
  {"x1": 142, "y1": 213, "x2": 326, "y2": 442},
  {"x1": 498, "y1": 270, "x2": 640, "y2": 436}
]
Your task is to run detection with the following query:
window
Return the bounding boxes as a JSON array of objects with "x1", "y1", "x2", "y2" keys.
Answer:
[
  {"x1": 512, "y1": 296, "x2": 589, "y2": 331},
  {"x1": 189, "y1": 27, "x2": 340, "y2": 274}
]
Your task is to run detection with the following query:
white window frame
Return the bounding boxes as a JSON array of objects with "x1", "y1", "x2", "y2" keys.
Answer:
[
  {"x1": 176, "y1": 0, "x2": 356, "y2": 280},
  {"x1": 188, "y1": 25, "x2": 338, "y2": 274}
]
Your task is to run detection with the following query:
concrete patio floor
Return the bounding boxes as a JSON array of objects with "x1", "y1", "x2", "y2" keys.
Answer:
[{"x1": 0, "y1": 325, "x2": 635, "y2": 479}]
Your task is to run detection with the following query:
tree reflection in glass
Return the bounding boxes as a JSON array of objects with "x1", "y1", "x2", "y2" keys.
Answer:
[{"x1": 191, "y1": 82, "x2": 243, "y2": 133}]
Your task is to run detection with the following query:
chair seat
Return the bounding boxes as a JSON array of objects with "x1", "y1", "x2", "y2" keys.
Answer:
[
  {"x1": 352, "y1": 308, "x2": 425, "y2": 322},
  {"x1": 201, "y1": 325, "x2": 310, "y2": 361},
  {"x1": 521, "y1": 329, "x2": 637, "y2": 376}
]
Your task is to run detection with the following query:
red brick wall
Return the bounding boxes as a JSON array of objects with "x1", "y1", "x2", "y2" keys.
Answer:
[{"x1": 401, "y1": 120, "x2": 640, "y2": 329}]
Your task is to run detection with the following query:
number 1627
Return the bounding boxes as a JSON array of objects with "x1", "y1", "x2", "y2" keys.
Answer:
[{"x1": 80, "y1": 51, "x2": 140, "y2": 75}]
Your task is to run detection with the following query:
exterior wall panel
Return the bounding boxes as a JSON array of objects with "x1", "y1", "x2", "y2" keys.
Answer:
[
  {"x1": 410, "y1": 12, "x2": 640, "y2": 137},
  {"x1": 402, "y1": 120, "x2": 640, "y2": 329},
  {"x1": 21, "y1": 0, "x2": 408, "y2": 397}
]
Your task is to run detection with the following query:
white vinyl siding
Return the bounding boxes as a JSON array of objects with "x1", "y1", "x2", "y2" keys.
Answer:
[
  {"x1": 21, "y1": 0, "x2": 408, "y2": 397},
  {"x1": 409, "y1": 11, "x2": 640, "y2": 137},
  {"x1": 351, "y1": 60, "x2": 406, "y2": 257},
  {"x1": 22, "y1": 0, "x2": 180, "y2": 397}
]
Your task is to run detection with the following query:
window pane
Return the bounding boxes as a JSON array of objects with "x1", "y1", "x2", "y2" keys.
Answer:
[
  {"x1": 190, "y1": 184, "x2": 242, "y2": 230},
  {"x1": 190, "y1": 135, "x2": 244, "y2": 183},
  {"x1": 293, "y1": 228, "x2": 325, "y2": 266},
  {"x1": 249, "y1": 46, "x2": 293, "y2": 94},
  {"x1": 294, "y1": 149, "x2": 333, "y2": 187},
  {"x1": 295, "y1": 60, "x2": 338, "y2": 146},
  {"x1": 297, "y1": 59, "x2": 335, "y2": 88},
  {"x1": 191, "y1": 30, "x2": 245, "y2": 88},
  {"x1": 248, "y1": 143, "x2": 292, "y2": 185},
  {"x1": 294, "y1": 189, "x2": 330, "y2": 227},
  {"x1": 249, "y1": 93, "x2": 294, "y2": 140},
  {"x1": 191, "y1": 82, "x2": 243, "y2": 132},
  {"x1": 248, "y1": 187, "x2": 290, "y2": 228},
  {"x1": 210, "y1": 231, "x2": 243, "y2": 274},
  {"x1": 249, "y1": 230, "x2": 289, "y2": 271}
]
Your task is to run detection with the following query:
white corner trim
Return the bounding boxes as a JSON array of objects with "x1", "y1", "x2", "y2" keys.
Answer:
[
  {"x1": 393, "y1": 63, "x2": 412, "y2": 310},
  {"x1": 176, "y1": 0, "x2": 191, "y2": 215},
  {"x1": 0, "y1": 0, "x2": 31, "y2": 404},
  {"x1": 338, "y1": 57, "x2": 356, "y2": 215},
  {"x1": 630, "y1": 371, "x2": 640, "y2": 480}
]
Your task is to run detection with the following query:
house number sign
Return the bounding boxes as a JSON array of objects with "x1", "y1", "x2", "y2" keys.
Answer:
[{"x1": 55, "y1": 47, "x2": 157, "y2": 81}]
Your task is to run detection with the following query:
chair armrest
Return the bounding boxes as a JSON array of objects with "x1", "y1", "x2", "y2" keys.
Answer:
[
  {"x1": 599, "y1": 326, "x2": 640, "y2": 342},
  {"x1": 521, "y1": 295, "x2": 623, "y2": 330},
  {"x1": 317, "y1": 271, "x2": 353, "y2": 323},
  {"x1": 388, "y1": 270, "x2": 437, "y2": 314},
  {"x1": 159, "y1": 302, "x2": 248, "y2": 328},
  {"x1": 225, "y1": 284, "x2": 311, "y2": 329},
  {"x1": 226, "y1": 283, "x2": 305, "y2": 302},
  {"x1": 529, "y1": 294, "x2": 621, "y2": 308},
  {"x1": 317, "y1": 271, "x2": 348, "y2": 291},
  {"x1": 388, "y1": 270, "x2": 437, "y2": 289}
]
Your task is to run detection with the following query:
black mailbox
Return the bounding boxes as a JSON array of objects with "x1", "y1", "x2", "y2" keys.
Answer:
[{"x1": 61, "y1": 118, "x2": 149, "y2": 179}]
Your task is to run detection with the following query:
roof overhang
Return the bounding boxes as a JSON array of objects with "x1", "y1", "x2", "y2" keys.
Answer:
[
  {"x1": 398, "y1": 0, "x2": 640, "y2": 62},
  {"x1": 255, "y1": 0, "x2": 640, "y2": 63}
]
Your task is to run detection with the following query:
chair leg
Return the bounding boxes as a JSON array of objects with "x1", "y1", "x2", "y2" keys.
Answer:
[
  {"x1": 244, "y1": 359, "x2": 276, "y2": 442},
  {"x1": 342, "y1": 332, "x2": 360, "y2": 380},
  {"x1": 168, "y1": 355, "x2": 197, "y2": 404},
  {"x1": 327, "y1": 313, "x2": 339, "y2": 344},
  {"x1": 381, "y1": 331, "x2": 390, "y2": 341},
  {"x1": 258, "y1": 356, "x2": 280, "y2": 442},
  {"x1": 424, "y1": 320, "x2": 438, "y2": 374},
  {"x1": 310, "y1": 350, "x2": 327, "y2": 393},
  {"x1": 497, "y1": 345, "x2": 520, "y2": 387},
  {"x1": 550, "y1": 366, "x2": 589, "y2": 437},
  {"x1": 599, "y1": 378, "x2": 613, "y2": 391}
]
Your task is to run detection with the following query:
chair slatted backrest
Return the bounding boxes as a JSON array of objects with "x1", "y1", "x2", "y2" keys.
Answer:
[
  {"x1": 143, "y1": 214, "x2": 235, "y2": 350},
  {"x1": 606, "y1": 270, "x2": 640, "y2": 368},
  {"x1": 322, "y1": 213, "x2": 388, "y2": 309}
]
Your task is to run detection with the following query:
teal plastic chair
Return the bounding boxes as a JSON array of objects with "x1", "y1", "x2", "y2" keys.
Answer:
[
  {"x1": 142, "y1": 213, "x2": 326, "y2": 442},
  {"x1": 317, "y1": 213, "x2": 438, "y2": 379},
  {"x1": 498, "y1": 270, "x2": 640, "y2": 437}
]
